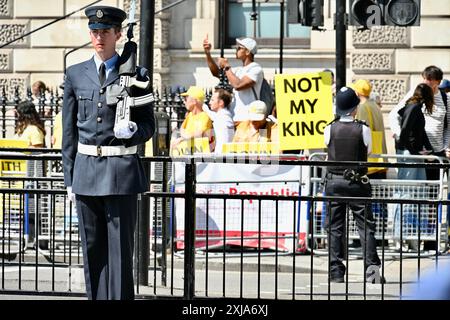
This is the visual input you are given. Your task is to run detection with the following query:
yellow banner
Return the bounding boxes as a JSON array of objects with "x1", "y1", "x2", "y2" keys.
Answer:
[
  {"x1": 0, "y1": 139, "x2": 29, "y2": 176},
  {"x1": 0, "y1": 139, "x2": 28, "y2": 224},
  {"x1": 170, "y1": 137, "x2": 211, "y2": 156},
  {"x1": 222, "y1": 142, "x2": 280, "y2": 155},
  {"x1": 274, "y1": 72, "x2": 334, "y2": 150}
]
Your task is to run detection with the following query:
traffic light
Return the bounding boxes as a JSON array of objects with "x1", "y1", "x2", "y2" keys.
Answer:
[
  {"x1": 348, "y1": 0, "x2": 420, "y2": 27},
  {"x1": 287, "y1": 0, "x2": 324, "y2": 27},
  {"x1": 309, "y1": 0, "x2": 324, "y2": 27},
  {"x1": 349, "y1": 0, "x2": 382, "y2": 27},
  {"x1": 384, "y1": 0, "x2": 420, "y2": 26}
]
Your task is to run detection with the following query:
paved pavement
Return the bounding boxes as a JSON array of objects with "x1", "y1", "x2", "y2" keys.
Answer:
[{"x1": 1, "y1": 247, "x2": 449, "y2": 300}]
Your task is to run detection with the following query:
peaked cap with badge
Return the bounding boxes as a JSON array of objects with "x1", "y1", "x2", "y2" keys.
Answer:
[{"x1": 85, "y1": 6, "x2": 127, "y2": 30}]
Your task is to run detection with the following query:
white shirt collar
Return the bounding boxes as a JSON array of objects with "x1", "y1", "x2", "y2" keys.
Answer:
[{"x1": 339, "y1": 115, "x2": 354, "y2": 122}]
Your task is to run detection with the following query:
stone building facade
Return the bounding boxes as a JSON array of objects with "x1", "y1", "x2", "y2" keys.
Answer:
[{"x1": 0, "y1": 0, "x2": 449, "y2": 153}]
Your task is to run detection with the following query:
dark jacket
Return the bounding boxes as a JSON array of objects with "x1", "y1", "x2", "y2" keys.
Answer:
[
  {"x1": 62, "y1": 57, "x2": 155, "y2": 195},
  {"x1": 327, "y1": 120, "x2": 368, "y2": 175},
  {"x1": 397, "y1": 102, "x2": 432, "y2": 155}
]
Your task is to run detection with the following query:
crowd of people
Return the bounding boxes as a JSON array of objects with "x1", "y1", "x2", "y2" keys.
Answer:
[
  {"x1": 170, "y1": 34, "x2": 450, "y2": 163},
  {"x1": 170, "y1": 36, "x2": 276, "y2": 154},
  {"x1": 204, "y1": 37, "x2": 450, "y2": 165},
  {"x1": 15, "y1": 44, "x2": 450, "y2": 163}
]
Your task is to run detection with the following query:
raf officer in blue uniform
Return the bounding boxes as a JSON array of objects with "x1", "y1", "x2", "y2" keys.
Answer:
[
  {"x1": 62, "y1": 5, "x2": 155, "y2": 300},
  {"x1": 324, "y1": 87, "x2": 383, "y2": 284}
]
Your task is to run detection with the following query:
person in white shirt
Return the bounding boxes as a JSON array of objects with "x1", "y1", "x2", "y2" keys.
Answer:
[
  {"x1": 388, "y1": 65, "x2": 449, "y2": 180},
  {"x1": 203, "y1": 36, "x2": 264, "y2": 122},
  {"x1": 202, "y1": 88, "x2": 234, "y2": 154}
]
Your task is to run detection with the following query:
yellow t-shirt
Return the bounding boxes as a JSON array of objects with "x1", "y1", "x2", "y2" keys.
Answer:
[
  {"x1": 181, "y1": 111, "x2": 213, "y2": 139},
  {"x1": 52, "y1": 112, "x2": 62, "y2": 149},
  {"x1": 15, "y1": 125, "x2": 45, "y2": 147},
  {"x1": 232, "y1": 121, "x2": 269, "y2": 143}
]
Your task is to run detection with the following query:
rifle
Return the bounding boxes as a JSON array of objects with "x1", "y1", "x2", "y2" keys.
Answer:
[{"x1": 106, "y1": 0, "x2": 154, "y2": 134}]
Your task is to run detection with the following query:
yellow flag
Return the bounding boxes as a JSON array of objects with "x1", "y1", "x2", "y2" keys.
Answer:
[
  {"x1": 170, "y1": 137, "x2": 211, "y2": 156},
  {"x1": 222, "y1": 142, "x2": 280, "y2": 155},
  {"x1": 0, "y1": 139, "x2": 29, "y2": 176}
]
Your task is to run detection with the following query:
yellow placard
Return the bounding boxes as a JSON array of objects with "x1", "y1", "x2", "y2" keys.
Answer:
[
  {"x1": 0, "y1": 139, "x2": 29, "y2": 176},
  {"x1": 222, "y1": 142, "x2": 280, "y2": 155},
  {"x1": 275, "y1": 72, "x2": 334, "y2": 150},
  {"x1": 170, "y1": 137, "x2": 211, "y2": 156},
  {"x1": 0, "y1": 139, "x2": 28, "y2": 224}
]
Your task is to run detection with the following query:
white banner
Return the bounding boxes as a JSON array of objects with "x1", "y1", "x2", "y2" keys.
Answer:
[{"x1": 171, "y1": 162, "x2": 310, "y2": 252}]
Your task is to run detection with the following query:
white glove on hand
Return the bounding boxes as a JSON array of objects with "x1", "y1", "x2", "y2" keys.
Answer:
[
  {"x1": 114, "y1": 120, "x2": 138, "y2": 139},
  {"x1": 67, "y1": 186, "x2": 76, "y2": 203}
]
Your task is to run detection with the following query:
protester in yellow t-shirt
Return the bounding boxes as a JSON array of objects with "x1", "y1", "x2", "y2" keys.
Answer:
[
  {"x1": 232, "y1": 100, "x2": 269, "y2": 143},
  {"x1": 14, "y1": 101, "x2": 46, "y2": 147},
  {"x1": 170, "y1": 86, "x2": 213, "y2": 149},
  {"x1": 352, "y1": 79, "x2": 387, "y2": 179}
]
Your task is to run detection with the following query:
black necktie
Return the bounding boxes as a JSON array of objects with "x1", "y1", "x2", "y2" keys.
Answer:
[{"x1": 98, "y1": 63, "x2": 106, "y2": 86}]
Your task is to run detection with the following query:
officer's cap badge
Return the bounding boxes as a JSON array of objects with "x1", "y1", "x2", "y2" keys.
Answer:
[{"x1": 96, "y1": 9, "x2": 104, "y2": 18}]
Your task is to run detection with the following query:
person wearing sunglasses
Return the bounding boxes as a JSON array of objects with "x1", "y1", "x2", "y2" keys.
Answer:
[{"x1": 203, "y1": 35, "x2": 264, "y2": 124}]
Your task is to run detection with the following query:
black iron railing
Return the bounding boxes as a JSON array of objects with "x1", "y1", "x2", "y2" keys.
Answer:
[{"x1": 0, "y1": 150, "x2": 449, "y2": 300}]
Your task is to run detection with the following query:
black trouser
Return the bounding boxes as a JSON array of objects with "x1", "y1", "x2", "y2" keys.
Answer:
[
  {"x1": 324, "y1": 175, "x2": 381, "y2": 277},
  {"x1": 76, "y1": 194, "x2": 138, "y2": 300}
]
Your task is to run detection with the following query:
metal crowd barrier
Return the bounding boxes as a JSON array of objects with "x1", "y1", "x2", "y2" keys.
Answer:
[{"x1": 307, "y1": 153, "x2": 449, "y2": 253}]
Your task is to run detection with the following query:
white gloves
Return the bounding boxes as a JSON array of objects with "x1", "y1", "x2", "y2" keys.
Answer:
[
  {"x1": 114, "y1": 120, "x2": 138, "y2": 139},
  {"x1": 67, "y1": 186, "x2": 76, "y2": 203}
]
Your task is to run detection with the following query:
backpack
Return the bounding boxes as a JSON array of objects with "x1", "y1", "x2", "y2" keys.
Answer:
[{"x1": 252, "y1": 78, "x2": 275, "y2": 116}]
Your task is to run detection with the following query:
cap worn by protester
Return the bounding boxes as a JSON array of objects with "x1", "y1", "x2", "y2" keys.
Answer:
[
  {"x1": 246, "y1": 100, "x2": 267, "y2": 121},
  {"x1": 236, "y1": 38, "x2": 258, "y2": 55},
  {"x1": 351, "y1": 79, "x2": 372, "y2": 97},
  {"x1": 335, "y1": 87, "x2": 360, "y2": 116},
  {"x1": 85, "y1": 6, "x2": 127, "y2": 30},
  {"x1": 180, "y1": 86, "x2": 205, "y2": 104},
  {"x1": 439, "y1": 79, "x2": 450, "y2": 90}
]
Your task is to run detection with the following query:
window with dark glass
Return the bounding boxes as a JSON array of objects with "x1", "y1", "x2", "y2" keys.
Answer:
[{"x1": 226, "y1": 0, "x2": 311, "y2": 48}]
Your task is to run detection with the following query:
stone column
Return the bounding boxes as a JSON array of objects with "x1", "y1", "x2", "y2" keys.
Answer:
[
  {"x1": 153, "y1": 0, "x2": 171, "y2": 90},
  {"x1": 0, "y1": 0, "x2": 30, "y2": 98}
]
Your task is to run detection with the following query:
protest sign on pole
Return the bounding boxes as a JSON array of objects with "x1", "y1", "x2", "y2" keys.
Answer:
[{"x1": 275, "y1": 72, "x2": 333, "y2": 150}]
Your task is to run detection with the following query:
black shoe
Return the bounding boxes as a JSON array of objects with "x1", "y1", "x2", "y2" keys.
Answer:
[
  {"x1": 330, "y1": 275, "x2": 345, "y2": 283},
  {"x1": 366, "y1": 275, "x2": 386, "y2": 284},
  {"x1": 348, "y1": 240, "x2": 361, "y2": 248},
  {"x1": 366, "y1": 265, "x2": 386, "y2": 284}
]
